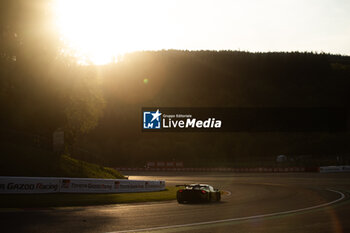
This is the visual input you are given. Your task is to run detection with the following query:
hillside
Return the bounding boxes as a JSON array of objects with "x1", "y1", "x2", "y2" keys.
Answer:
[
  {"x1": 2, "y1": 51, "x2": 349, "y2": 168},
  {"x1": 75, "y1": 51, "x2": 349, "y2": 167},
  {"x1": 0, "y1": 141, "x2": 124, "y2": 178}
]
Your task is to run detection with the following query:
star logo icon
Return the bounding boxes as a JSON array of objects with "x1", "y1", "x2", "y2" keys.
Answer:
[{"x1": 150, "y1": 109, "x2": 162, "y2": 122}]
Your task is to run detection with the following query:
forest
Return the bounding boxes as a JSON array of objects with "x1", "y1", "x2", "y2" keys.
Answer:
[
  {"x1": 77, "y1": 51, "x2": 350, "y2": 167},
  {"x1": 1, "y1": 1, "x2": 349, "y2": 168}
]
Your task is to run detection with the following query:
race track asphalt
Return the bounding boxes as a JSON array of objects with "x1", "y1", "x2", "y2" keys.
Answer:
[{"x1": 1, "y1": 172, "x2": 349, "y2": 233}]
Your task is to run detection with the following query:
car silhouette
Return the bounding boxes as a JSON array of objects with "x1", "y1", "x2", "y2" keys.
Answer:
[{"x1": 176, "y1": 184, "x2": 221, "y2": 203}]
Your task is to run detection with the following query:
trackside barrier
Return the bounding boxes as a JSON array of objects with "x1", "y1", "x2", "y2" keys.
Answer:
[
  {"x1": 116, "y1": 167, "x2": 308, "y2": 173},
  {"x1": 319, "y1": 166, "x2": 350, "y2": 173},
  {"x1": 0, "y1": 177, "x2": 165, "y2": 194},
  {"x1": 0, "y1": 177, "x2": 59, "y2": 194}
]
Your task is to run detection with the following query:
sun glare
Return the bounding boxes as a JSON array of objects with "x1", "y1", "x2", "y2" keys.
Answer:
[
  {"x1": 54, "y1": 0, "x2": 173, "y2": 65},
  {"x1": 54, "y1": 0, "x2": 350, "y2": 65}
]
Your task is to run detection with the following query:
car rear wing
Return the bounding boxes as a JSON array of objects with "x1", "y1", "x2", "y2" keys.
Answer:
[{"x1": 175, "y1": 184, "x2": 189, "y2": 187}]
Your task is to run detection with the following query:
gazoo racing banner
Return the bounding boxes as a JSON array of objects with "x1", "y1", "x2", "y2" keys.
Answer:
[{"x1": 0, "y1": 176, "x2": 59, "y2": 194}]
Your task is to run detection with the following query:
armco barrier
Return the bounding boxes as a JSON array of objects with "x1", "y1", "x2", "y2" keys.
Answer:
[
  {"x1": 319, "y1": 166, "x2": 350, "y2": 173},
  {"x1": 116, "y1": 167, "x2": 309, "y2": 173},
  {"x1": 0, "y1": 177, "x2": 165, "y2": 194}
]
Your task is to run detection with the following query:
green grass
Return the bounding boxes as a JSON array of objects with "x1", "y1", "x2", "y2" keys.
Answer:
[
  {"x1": 0, "y1": 142, "x2": 180, "y2": 208},
  {"x1": 0, "y1": 187, "x2": 179, "y2": 208},
  {"x1": 0, "y1": 141, "x2": 124, "y2": 179}
]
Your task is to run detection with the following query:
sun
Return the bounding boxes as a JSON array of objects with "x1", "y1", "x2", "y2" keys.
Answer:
[{"x1": 53, "y1": 0, "x2": 173, "y2": 65}]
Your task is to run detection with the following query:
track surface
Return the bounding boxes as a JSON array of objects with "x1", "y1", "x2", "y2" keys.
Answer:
[{"x1": 1, "y1": 173, "x2": 349, "y2": 233}]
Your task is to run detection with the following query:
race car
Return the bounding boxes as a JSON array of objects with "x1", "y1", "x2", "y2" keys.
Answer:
[{"x1": 176, "y1": 184, "x2": 221, "y2": 203}]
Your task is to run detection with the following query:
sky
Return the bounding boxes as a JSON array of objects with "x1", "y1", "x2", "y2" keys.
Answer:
[{"x1": 55, "y1": 0, "x2": 350, "y2": 64}]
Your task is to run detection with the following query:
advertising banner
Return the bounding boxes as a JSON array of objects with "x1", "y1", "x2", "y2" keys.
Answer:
[
  {"x1": 0, "y1": 177, "x2": 59, "y2": 194},
  {"x1": 60, "y1": 178, "x2": 115, "y2": 193},
  {"x1": 0, "y1": 177, "x2": 166, "y2": 194}
]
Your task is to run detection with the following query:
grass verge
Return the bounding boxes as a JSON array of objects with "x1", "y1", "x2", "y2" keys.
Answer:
[{"x1": 0, "y1": 187, "x2": 179, "y2": 208}]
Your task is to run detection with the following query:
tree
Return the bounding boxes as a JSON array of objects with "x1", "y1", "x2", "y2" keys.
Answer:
[{"x1": 0, "y1": 0, "x2": 105, "y2": 149}]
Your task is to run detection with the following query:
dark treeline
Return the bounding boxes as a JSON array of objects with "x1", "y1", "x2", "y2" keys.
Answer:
[
  {"x1": 1, "y1": 1, "x2": 349, "y2": 168},
  {"x1": 77, "y1": 51, "x2": 350, "y2": 167}
]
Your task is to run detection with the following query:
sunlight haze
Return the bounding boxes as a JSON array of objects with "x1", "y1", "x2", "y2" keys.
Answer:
[{"x1": 54, "y1": 0, "x2": 350, "y2": 65}]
